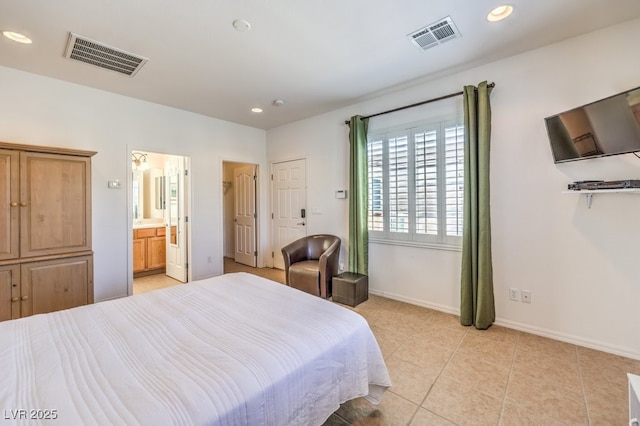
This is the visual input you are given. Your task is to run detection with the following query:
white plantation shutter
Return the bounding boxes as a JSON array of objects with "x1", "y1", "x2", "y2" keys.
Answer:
[
  {"x1": 414, "y1": 130, "x2": 438, "y2": 235},
  {"x1": 368, "y1": 138, "x2": 384, "y2": 232},
  {"x1": 388, "y1": 136, "x2": 409, "y2": 233},
  {"x1": 444, "y1": 125, "x2": 464, "y2": 238},
  {"x1": 367, "y1": 118, "x2": 464, "y2": 248}
]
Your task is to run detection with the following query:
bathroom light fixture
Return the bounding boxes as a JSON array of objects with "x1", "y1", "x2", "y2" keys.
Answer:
[
  {"x1": 131, "y1": 152, "x2": 150, "y2": 171},
  {"x1": 2, "y1": 31, "x2": 32, "y2": 44},
  {"x1": 487, "y1": 5, "x2": 514, "y2": 22},
  {"x1": 251, "y1": 107, "x2": 263, "y2": 113}
]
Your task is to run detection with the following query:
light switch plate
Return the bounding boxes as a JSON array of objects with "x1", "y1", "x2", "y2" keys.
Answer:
[{"x1": 108, "y1": 180, "x2": 121, "y2": 189}]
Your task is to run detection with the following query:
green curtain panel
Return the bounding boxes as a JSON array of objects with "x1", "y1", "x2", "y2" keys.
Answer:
[
  {"x1": 348, "y1": 115, "x2": 369, "y2": 275},
  {"x1": 460, "y1": 81, "x2": 495, "y2": 330}
]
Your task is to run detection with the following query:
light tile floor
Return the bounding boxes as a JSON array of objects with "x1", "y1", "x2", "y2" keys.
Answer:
[
  {"x1": 133, "y1": 273, "x2": 183, "y2": 294},
  {"x1": 136, "y1": 260, "x2": 640, "y2": 425},
  {"x1": 335, "y1": 298, "x2": 640, "y2": 425}
]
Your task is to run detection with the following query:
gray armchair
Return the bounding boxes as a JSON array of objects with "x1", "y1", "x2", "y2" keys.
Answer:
[{"x1": 281, "y1": 235, "x2": 341, "y2": 298}]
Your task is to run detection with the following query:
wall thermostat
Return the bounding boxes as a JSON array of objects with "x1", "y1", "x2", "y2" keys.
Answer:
[{"x1": 335, "y1": 190, "x2": 347, "y2": 199}]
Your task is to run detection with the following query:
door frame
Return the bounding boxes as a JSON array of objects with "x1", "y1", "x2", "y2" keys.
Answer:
[{"x1": 127, "y1": 148, "x2": 193, "y2": 295}]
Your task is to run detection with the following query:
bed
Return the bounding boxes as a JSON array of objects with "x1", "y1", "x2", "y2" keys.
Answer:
[{"x1": 0, "y1": 272, "x2": 390, "y2": 425}]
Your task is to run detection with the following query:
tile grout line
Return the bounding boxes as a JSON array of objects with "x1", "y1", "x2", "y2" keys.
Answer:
[
  {"x1": 497, "y1": 330, "x2": 521, "y2": 424},
  {"x1": 575, "y1": 346, "x2": 592, "y2": 425},
  {"x1": 410, "y1": 321, "x2": 471, "y2": 425},
  {"x1": 396, "y1": 306, "x2": 435, "y2": 425},
  {"x1": 353, "y1": 299, "x2": 429, "y2": 425},
  {"x1": 378, "y1": 308, "x2": 460, "y2": 425}
]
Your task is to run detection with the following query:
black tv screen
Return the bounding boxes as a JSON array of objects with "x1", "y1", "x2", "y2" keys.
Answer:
[{"x1": 545, "y1": 86, "x2": 640, "y2": 163}]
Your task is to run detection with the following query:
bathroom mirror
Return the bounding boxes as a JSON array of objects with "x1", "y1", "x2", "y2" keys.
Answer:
[
  {"x1": 132, "y1": 170, "x2": 144, "y2": 221},
  {"x1": 132, "y1": 166, "x2": 166, "y2": 224},
  {"x1": 167, "y1": 172, "x2": 179, "y2": 247},
  {"x1": 155, "y1": 176, "x2": 166, "y2": 210}
]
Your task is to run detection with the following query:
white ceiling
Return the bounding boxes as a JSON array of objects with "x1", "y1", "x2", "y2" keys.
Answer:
[{"x1": 2, "y1": 1, "x2": 640, "y2": 130}]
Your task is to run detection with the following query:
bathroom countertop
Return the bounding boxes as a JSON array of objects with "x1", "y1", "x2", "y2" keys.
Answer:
[{"x1": 133, "y1": 222, "x2": 166, "y2": 230}]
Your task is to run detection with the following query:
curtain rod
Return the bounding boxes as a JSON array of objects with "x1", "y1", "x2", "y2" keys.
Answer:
[{"x1": 344, "y1": 82, "x2": 495, "y2": 125}]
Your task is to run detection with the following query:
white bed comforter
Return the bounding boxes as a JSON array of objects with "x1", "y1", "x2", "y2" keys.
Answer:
[{"x1": 0, "y1": 273, "x2": 390, "y2": 425}]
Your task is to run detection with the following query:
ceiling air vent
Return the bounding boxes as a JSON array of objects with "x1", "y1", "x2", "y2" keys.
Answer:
[
  {"x1": 408, "y1": 16, "x2": 461, "y2": 51},
  {"x1": 64, "y1": 32, "x2": 148, "y2": 77}
]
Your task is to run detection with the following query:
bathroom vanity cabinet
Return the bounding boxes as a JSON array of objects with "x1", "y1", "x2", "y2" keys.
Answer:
[{"x1": 133, "y1": 226, "x2": 166, "y2": 275}]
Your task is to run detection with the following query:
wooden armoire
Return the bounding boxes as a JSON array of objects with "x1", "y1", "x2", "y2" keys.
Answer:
[{"x1": 0, "y1": 142, "x2": 95, "y2": 321}]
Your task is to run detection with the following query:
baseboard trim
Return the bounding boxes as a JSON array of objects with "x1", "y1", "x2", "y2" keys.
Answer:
[
  {"x1": 368, "y1": 289, "x2": 459, "y2": 315},
  {"x1": 493, "y1": 318, "x2": 640, "y2": 361},
  {"x1": 368, "y1": 288, "x2": 640, "y2": 361}
]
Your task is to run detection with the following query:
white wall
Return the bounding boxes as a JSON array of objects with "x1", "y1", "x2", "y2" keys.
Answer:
[
  {"x1": 267, "y1": 18, "x2": 640, "y2": 359},
  {"x1": 0, "y1": 66, "x2": 268, "y2": 301}
]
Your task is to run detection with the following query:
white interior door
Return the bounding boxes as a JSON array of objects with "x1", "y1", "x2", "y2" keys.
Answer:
[
  {"x1": 272, "y1": 159, "x2": 306, "y2": 270},
  {"x1": 234, "y1": 165, "x2": 257, "y2": 267},
  {"x1": 165, "y1": 157, "x2": 188, "y2": 282}
]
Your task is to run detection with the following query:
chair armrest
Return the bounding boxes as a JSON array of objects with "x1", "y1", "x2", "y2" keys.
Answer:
[{"x1": 318, "y1": 238, "x2": 341, "y2": 297}]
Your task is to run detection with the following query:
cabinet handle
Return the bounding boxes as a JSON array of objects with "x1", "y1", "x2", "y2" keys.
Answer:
[
  {"x1": 21, "y1": 295, "x2": 29, "y2": 301},
  {"x1": 11, "y1": 297, "x2": 19, "y2": 302},
  {"x1": 10, "y1": 201, "x2": 18, "y2": 207},
  {"x1": 20, "y1": 202, "x2": 27, "y2": 207}
]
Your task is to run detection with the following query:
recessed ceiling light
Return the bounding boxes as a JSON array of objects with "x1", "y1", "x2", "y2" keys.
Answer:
[
  {"x1": 2, "y1": 31, "x2": 32, "y2": 44},
  {"x1": 487, "y1": 5, "x2": 514, "y2": 22},
  {"x1": 232, "y1": 19, "x2": 251, "y2": 32},
  {"x1": 272, "y1": 99, "x2": 285, "y2": 107},
  {"x1": 251, "y1": 107, "x2": 263, "y2": 113}
]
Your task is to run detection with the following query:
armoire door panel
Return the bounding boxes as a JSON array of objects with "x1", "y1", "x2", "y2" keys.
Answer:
[
  {"x1": 21, "y1": 256, "x2": 93, "y2": 317},
  {"x1": 0, "y1": 265, "x2": 20, "y2": 321},
  {"x1": 20, "y1": 152, "x2": 92, "y2": 257},
  {"x1": 0, "y1": 150, "x2": 19, "y2": 260}
]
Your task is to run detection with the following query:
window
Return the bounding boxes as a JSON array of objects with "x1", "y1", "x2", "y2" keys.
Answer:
[{"x1": 367, "y1": 119, "x2": 464, "y2": 249}]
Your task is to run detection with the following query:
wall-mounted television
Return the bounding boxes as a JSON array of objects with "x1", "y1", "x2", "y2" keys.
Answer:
[{"x1": 545, "y1": 86, "x2": 640, "y2": 163}]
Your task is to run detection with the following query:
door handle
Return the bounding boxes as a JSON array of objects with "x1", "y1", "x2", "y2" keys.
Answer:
[{"x1": 297, "y1": 222, "x2": 306, "y2": 226}]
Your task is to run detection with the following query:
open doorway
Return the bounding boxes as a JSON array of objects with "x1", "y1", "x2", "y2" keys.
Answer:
[
  {"x1": 222, "y1": 161, "x2": 258, "y2": 268},
  {"x1": 130, "y1": 150, "x2": 191, "y2": 295}
]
